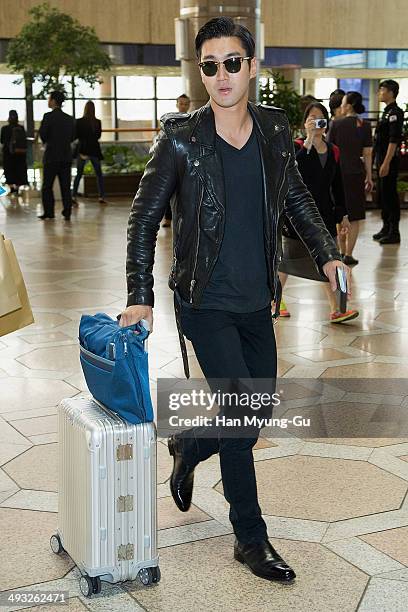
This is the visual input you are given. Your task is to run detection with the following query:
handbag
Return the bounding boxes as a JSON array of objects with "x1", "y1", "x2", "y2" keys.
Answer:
[
  {"x1": 0, "y1": 237, "x2": 34, "y2": 337},
  {"x1": 0, "y1": 235, "x2": 21, "y2": 317},
  {"x1": 79, "y1": 313, "x2": 154, "y2": 424},
  {"x1": 279, "y1": 235, "x2": 328, "y2": 282}
]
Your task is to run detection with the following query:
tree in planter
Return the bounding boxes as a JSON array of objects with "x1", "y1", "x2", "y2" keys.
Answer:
[
  {"x1": 259, "y1": 71, "x2": 302, "y2": 135},
  {"x1": 6, "y1": 2, "x2": 111, "y2": 98}
]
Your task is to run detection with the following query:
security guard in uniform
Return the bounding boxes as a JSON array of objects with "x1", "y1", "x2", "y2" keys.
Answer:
[{"x1": 373, "y1": 79, "x2": 404, "y2": 244}]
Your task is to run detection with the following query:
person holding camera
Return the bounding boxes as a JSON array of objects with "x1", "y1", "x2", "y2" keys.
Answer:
[
  {"x1": 279, "y1": 102, "x2": 359, "y2": 323},
  {"x1": 328, "y1": 91, "x2": 373, "y2": 265}
]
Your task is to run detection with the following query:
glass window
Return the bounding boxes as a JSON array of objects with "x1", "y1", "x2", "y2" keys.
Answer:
[
  {"x1": 0, "y1": 74, "x2": 25, "y2": 98},
  {"x1": 116, "y1": 76, "x2": 154, "y2": 99},
  {"x1": 74, "y1": 78, "x2": 103, "y2": 99},
  {"x1": 117, "y1": 99, "x2": 155, "y2": 141},
  {"x1": 395, "y1": 79, "x2": 408, "y2": 108},
  {"x1": 314, "y1": 78, "x2": 338, "y2": 101},
  {"x1": 157, "y1": 99, "x2": 179, "y2": 118},
  {"x1": 156, "y1": 76, "x2": 183, "y2": 99},
  {"x1": 32, "y1": 76, "x2": 73, "y2": 98}
]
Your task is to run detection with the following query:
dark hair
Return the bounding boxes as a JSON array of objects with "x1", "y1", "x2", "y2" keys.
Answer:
[
  {"x1": 50, "y1": 91, "x2": 65, "y2": 106},
  {"x1": 345, "y1": 91, "x2": 365, "y2": 114},
  {"x1": 303, "y1": 102, "x2": 330, "y2": 128},
  {"x1": 195, "y1": 17, "x2": 255, "y2": 60},
  {"x1": 330, "y1": 88, "x2": 345, "y2": 98},
  {"x1": 329, "y1": 93, "x2": 343, "y2": 117},
  {"x1": 177, "y1": 93, "x2": 190, "y2": 101},
  {"x1": 8, "y1": 110, "x2": 18, "y2": 126},
  {"x1": 83, "y1": 100, "x2": 99, "y2": 131},
  {"x1": 379, "y1": 79, "x2": 399, "y2": 98}
]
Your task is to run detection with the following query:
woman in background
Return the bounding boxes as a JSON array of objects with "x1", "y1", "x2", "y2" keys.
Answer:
[
  {"x1": 0, "y1": 110, "x2": 28, "y2": 195},
  {"x1": 329, "y1": 89, "x2": 345, "y2": 124},
  {"x1": 328, "y1": 91, "x2": 373, "y2": 266},
  {"x1": 72, "y1": 101, "x2": 106, "y2": 204},
  {"x1": 279, "y1": 102, "x2": 359, "y2": 324}
]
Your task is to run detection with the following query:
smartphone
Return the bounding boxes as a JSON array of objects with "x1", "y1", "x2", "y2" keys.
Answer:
[
  {"x1": 314, "y1": 119, "x2": 327, "y2": 129},
  {"x1": 336, "y1": 267, "x2": 347, "y2": 313}
]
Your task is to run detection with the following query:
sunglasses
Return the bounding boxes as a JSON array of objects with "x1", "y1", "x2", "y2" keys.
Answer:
[{"x1": 198, "y1": 56, "x2": 252, "y2": 77}]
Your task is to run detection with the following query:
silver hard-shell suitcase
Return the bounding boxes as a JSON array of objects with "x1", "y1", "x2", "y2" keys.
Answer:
[{"x1": 50, "y1": 396, "x2": 160, "y2": 597}]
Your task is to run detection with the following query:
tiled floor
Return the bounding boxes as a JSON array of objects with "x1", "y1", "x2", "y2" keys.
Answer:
[{"x1": 1, "y1": 191, "x2": 408, "y2": 611}]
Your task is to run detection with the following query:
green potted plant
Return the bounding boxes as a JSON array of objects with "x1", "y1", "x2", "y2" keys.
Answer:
[
  {"x1": 79, "y1": 145, "x2": 150, "y2": 197},
  {"x1": 259, "y1": 71, "x2": 302, "y2": 134},
  {"x1": 397, "y1": 180, "x2": 408, "y2": 208}
]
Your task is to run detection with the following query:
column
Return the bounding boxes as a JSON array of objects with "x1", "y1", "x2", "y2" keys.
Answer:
[{"x1": 178, "y1": 0, "x2": 262, "y2": 110}]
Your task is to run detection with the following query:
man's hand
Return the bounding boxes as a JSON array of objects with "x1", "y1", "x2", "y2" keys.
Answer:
[
  {"x1": 119, "y1": 305, "x2": 153, "y2": 331},
  {"x1": 322, "y1": 260, "x2": 352, "y2": 297},
  {"x1": 379, "y1": 162, "x2": 390, "y2": 178}
]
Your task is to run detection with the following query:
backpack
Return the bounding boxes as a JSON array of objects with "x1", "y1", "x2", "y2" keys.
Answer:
[{"x1": 9, "y1": 126, "x2": 27, "y2": 155}]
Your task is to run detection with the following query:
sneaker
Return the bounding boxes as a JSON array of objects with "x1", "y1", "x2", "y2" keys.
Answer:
[
  {"x1": 343, "y1": 255, "x2": 359, "y2": 266},
  {"x1": 279, "y1": 299, "x2": 291, "y2": 318},
  {"x1": 330, "y1": 309, "x2": 359, "y2": 324}
]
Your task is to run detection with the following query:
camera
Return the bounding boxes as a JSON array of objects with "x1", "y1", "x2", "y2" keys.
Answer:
[{"x1": 314, "y1": 118, "x2": 327, "y2": 129}]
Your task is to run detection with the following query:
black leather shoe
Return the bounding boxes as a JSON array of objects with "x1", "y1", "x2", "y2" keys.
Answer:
[
  {"x1": 168, "y1": 435, "x2": 196, "y2": 512},
  {"x1": 38, "y1": 214, "x2": 55, "y2": 220},
  {"x1": 234, "y1": 539, "x2": 296, "y2": 583},
  {"x1": 379, "y1": 232, "x2": 400, "y2": 244},
  {"x1": 373, "y1": 226, "x2": 389, "y2": 241}
]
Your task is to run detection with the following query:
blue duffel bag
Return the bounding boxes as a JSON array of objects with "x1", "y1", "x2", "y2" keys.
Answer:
[{"x1": 79, "y1": 312, "x2": 154, "y2": 424}]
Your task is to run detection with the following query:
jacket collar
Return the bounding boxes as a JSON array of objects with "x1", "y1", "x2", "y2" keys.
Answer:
[{"x1": 188, "y1": 100, "x2": 282, "y2": 148}]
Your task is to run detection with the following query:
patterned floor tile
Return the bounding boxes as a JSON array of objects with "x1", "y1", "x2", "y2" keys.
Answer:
[
  {"x1": 3, "y1": 444, "x2": 58, "y2": 491},
  {"x1": 0, "y1": 508, "x2": 74, "y2": 591},
  {"x1": 360, "y1": 526, "x2": 408, "y2": 566},
  {"x1": 128, "y1": 535, "x2": 367, "y2": 612}
]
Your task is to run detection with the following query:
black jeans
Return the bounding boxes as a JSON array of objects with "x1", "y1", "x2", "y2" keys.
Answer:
[
  {"x1": 42, "y1": 161, "x2": 72, "y2": 217},
  {"x1": 72, "y1": 156, "x2": 105, "y2": 199},
  {"x1": 178, "y1": 303, "x2": 277, "y2": 544},
  {"x1": 377, "y1": 156, "x2": 400, "y2": 225}
]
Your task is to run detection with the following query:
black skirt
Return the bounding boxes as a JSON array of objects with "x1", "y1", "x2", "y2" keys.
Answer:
[
  {"x1": 342, "y1": 173, "x2": 366, "y2": 221},
  {"x1": 2, "y1": 149, "x2": 28, "y2": 185}
]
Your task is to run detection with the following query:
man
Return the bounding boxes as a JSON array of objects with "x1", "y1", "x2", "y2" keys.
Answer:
[
  {"x1": 121, "y1": 17, "x2": 349, "y2": 583},
  {"x1": 373, "y1": 79, "x2": 404, "y2": 244},
  {"x1": 176, "y1": 93, "x2": 191, "y2": 114},
  {"x1": 162, "y1": 93, "x2": 191, "y2": 227},
  {"x1": 38, "y1": 91, "x2": 75, "y2": 221}
]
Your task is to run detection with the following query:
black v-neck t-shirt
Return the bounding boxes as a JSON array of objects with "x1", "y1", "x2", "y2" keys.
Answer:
[{"x1": 199, "y1": 127, "x2": 271, "y2": 312}]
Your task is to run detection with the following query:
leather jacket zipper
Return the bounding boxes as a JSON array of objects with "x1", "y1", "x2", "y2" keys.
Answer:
[{"x1": 190, "y1": 184, "x2": 204, "y2": 303}]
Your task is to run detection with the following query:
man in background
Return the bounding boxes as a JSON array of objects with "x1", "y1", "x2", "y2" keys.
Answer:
[
  {"x1": 373, "y1": 79, "x2": 404, "y2": 244},
  {"x1": 38, "y1": 91, "x2": 75, "y2": 221}
]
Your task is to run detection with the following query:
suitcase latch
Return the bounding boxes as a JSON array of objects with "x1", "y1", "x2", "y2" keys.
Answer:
[
  {"x1": 117, "y1": 495, "x2": 134, "y2": 512},
  {"x1": 116, "y1": 444, "x2": 133, "y2": 461},
  {"x1": 117, "y1": 543, "x2": 134, "y2": 561}
]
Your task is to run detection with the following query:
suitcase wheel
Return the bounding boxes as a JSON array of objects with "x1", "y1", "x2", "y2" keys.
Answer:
[
  {"x1": 79, "y1": 575, "x2": 101, "y2": 598},
  {"x1": 50, "y1": 534, "x2": 64, "y2": 555},
  {"x1": 138, "y1": 566, "x2": 161, "y2": 586}
]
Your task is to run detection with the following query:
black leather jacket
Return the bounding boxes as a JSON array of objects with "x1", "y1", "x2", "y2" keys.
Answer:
[{"x1": 126, "y1": 101, "x2": 340, "y2": 311}]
